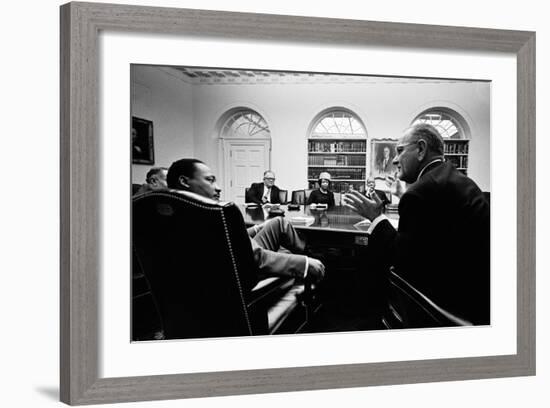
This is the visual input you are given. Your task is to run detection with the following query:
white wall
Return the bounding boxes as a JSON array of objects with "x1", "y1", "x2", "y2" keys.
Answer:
[
  {"x1": 131, "y1": 66, "x2": 195, "y2": 184},
  {"x1": 2, "y1": 1, "x2": 546, "y2": 408},
  {"x1": 134, "y1": 70, "x2": 490, "y2": 194}
]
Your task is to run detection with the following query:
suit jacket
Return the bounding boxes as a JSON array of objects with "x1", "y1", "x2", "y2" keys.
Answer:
[
  {"x1": 369, "y1": 161, "x2": 490, "y2": 324},
  {"x1": 245, "y1": 182, "x2": 282, "y2": 205},
  {"x1": 365, "y1": 189, "x2": 391, "y2": 206}
]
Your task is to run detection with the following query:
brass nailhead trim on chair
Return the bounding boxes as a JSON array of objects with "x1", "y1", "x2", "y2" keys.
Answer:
[
  {"x1": 135, "y1": 192, "x2": 254, "y2": 335},
  {"x1": 220, "y1": 210, "x2": 254, "y2": 335}
]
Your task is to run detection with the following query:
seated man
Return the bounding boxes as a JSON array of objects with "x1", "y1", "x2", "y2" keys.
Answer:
[
  {"x1": 246, "y1": 170, "x2": 283, "y2": 205},
  {"x1": 134, "y1": 167, "x2": 168, "y2": 196},
  {"x1": 167, "y1": 158, "x2": 325, "y2": 282},
  {"x1": 365, "y1": 176, "x2": 390, "y2": 207},
  {"x1": 343, "y1": 124, "x2": 490, "y2": 325}
]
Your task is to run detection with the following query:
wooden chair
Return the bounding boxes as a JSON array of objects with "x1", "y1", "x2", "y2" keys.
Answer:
[
  {"x1": 291, "y1": 189, "x2": 313, "y2": 205},
  {"x1": 382, "y1": 268, "x2": 473, "y2": 329},
  {"x1": 291, "y1": 190, "x2": 305, "y2": 205},
  {"x1": 278, "y1": 189, "x2": 288, "y2": 204},
  {"x1": 132, "y1": 189, "x2": 310, "y2": 339}
]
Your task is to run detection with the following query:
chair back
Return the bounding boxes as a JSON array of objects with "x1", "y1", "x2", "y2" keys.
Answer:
[
  {"x1": 291, "y1": 190, "x2": 305, "y2": 205},
  {"x1": 483, "y1": 191, "x2": 490, "y2": 206},
  {"x1": 132, "y1": 190, "x2": 264, "y2": 339},
  {"x1": 132, "y1": 249, "x2": 163, "y2": 340},
  {"x1": 278, "y1": 189, "x2": 288, "y2": 204},
  {"x1": 382, "y1": 268, "x2": 472, "y2": 329}
]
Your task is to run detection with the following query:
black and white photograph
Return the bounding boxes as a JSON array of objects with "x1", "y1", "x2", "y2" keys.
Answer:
[
  {"x1": 2, "y1": 0, "x2": 543, "y2": 406},
  {"x1": 130, "y1": 64, "x2": 491, "y2": 342}
]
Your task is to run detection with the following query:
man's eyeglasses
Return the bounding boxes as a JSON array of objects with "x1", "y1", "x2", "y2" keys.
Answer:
[
  {"x1": 264, "y1": 177, "x2": 275, "y2": 181},
  {"x1": 395, "y1": 142, "x2": 418, "y2": 155}
]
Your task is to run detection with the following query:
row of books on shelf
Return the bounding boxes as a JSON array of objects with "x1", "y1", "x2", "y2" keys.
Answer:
[
  {"x1": 308, "y1": 168, "x2": 365, "y2": 180},
  {"x1": 444, "y1": 141, "x2": 469, "y2": 154},
  {"x1": 308, "y1": 155, "x2": 366, "y2": 166},
  {"x1": 308, "y1": 141, "x2": 366, "y2": 153},
  {"x1": 446, "y1": 155, "x2": 468, "y2": 168}
]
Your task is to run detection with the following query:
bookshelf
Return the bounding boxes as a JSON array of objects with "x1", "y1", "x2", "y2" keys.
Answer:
[
  {"x1": 444, "y1": 140, "x2": 469, "y2": 175},
  {"x1": 307, "y1": 138, "x2": 367, "y2": 193}
]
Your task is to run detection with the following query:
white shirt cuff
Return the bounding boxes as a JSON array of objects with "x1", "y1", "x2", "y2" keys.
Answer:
[
  {"x1": 367, "y1": 214, "x2": 389, "y2": 235},
  {"x1": 303, "y1": 256, "x2": 309, "y2": 279}
]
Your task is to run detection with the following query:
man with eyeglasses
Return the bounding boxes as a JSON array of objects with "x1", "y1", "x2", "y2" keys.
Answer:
[
  {"x1": 245, "y1": 170, "x2": 283, "y2": 205},
  {"x1": 343, "y1": 123, "x2": 490, "y2": 325}
]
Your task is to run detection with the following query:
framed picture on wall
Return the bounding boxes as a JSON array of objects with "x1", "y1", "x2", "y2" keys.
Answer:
[
  {"x1": 132, "y1": 116, "x2": 154, "y2": 164},
  {"x1": 371, "y1": 139, "x2": 398, "y2": 179},
  {"x1": 60, "y1": 2, "x2": 535, "y2": 405}
]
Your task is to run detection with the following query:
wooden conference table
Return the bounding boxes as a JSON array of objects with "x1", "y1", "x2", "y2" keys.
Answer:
[
  {"x1": 241, "y1": 203, "x2": 400, "y2": 331},
  {"x1": 241, "y1": 204, "x2": 399, "y2": 247}
]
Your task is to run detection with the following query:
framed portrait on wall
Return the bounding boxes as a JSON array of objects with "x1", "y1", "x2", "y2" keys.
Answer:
[
  {"x1": 371, "y1": 139, "x2": 398, "y2": 179},
  {"x1": 60, "y1": 2, "x2": 535, "y2": 405},
  {"x1": 131, "y1": 116, "x2": 154, "y2": 164}
]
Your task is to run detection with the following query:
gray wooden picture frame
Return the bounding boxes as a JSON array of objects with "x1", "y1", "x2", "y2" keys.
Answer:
[{"x1": 60, "y1": 2, "x2": 536, "y2": 405}]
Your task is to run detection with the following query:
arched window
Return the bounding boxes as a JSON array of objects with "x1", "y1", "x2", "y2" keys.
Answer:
[
  {"x1": 220, "y1": 110, "x2": 270, "y2": 139},
  {"x1": 311, "y1": 110, "x2": 366, "y2": 138},
  {"x1": 412, "y1": 110, "x2": 467, "y2": 139},
  {"x1": 308, "y1": 110, "x2": 367, "y2": 192},
  {"x1": 413, "y1": 109, "x2": 470, "y2": 174}
]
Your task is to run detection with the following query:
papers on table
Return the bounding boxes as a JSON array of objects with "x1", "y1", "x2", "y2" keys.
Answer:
[
  {"x1": 353, "y1": 219, "x2": 372, "y2": 231},
  {"x1": 309, "y1": 203, "x2": 327, "y2": 210},
  {"x1": 288, "y1": 216, "x2": 315, "y2": 227},
  {"x1": 353, "y1": 217, "x2": 399, "y2": 231}
]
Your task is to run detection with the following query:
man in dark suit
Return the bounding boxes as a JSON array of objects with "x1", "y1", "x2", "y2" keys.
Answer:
[
  {"x1": 166, "y1": 159, "x2": 325, "y2": 282},
  {"x1": 133, "y1": 167, "x2": 168, "y2": 196},
  {"x1": 343, "y1": 124, "x2": 489, "y2": 325},
  {"x1": 365, "y1": 176, "x2": 390, "y2": 207},
  {"x1": 245, "y1": 170, "x2": 283, "y2": 205}
]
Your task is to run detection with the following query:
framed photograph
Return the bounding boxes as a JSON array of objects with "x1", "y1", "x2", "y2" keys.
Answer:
[
  {"x1": 131, "y1": 116, "x2": 154, "y2": 165},
  {"x1": 371, "y1": 139, "x2": 398, "y2": 179},
  {"x1": 60, "y1": 2, "x2": 535, "y2": 405}
]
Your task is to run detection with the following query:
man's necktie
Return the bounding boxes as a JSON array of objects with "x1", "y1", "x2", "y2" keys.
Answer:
[{"x1": 262, "y1": 188, "x2": 270, "y2": 203}]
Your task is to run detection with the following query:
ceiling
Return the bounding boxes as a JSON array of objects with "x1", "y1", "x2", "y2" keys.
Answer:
[{"x1": 161, "y1": 66, "x2": 480, "y2": 86}]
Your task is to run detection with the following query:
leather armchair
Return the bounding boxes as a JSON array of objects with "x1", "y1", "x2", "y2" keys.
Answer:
[
  {"x1": 132, "y1": 190, "x2": 309, "y2": 340},
  {"x1": 382, "y1": 268, "x2": 473, "y2": 329}
]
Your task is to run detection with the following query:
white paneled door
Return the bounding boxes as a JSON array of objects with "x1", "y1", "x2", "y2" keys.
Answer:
[{"x1": 223, "y1": 140, "x2": 270, "y2": 203}]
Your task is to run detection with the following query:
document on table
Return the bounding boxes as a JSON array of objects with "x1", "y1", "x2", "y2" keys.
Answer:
[
  {"x1": 353, "y1": 217, "x2": 399, "y2": 231},
  {"x1": 289, "y1": 216, "x2": 315, "y2": 227},
  {"x1": 353, "y1": 219, "x2": 371, "y2": 231}
]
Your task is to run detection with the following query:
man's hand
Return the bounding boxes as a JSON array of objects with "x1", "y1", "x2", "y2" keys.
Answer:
[
  {"x1": 342, "y1": 190, "x2": 384, "y2": 221},
  {"x1": 306, "y1": 257, "x2": 325, "y2": 283}
]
